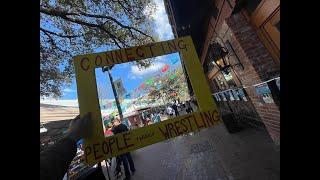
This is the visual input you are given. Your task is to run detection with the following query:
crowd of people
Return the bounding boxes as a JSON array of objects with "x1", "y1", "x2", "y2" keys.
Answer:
[
  {"x1": 165, "y1": 98, "x2": 195, "y2": 118},
  {"x1": 136, "y1": 98, "x2": 196, "y2": 128}
]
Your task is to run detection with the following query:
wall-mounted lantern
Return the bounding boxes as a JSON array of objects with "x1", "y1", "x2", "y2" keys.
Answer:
[{"x1": 209, "y1": 40, "x2": 244, "y2": 75}]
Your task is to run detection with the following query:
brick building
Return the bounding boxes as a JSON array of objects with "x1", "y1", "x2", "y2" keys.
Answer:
[{"x1": 164, "y1": 0, "x2": 280, "y2": 145}]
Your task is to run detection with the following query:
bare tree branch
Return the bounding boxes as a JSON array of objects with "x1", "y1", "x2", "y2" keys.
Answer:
[
  {"x1": 40, "y1": 1, "x2": 157, "y2": 98},
  {"x1": 40, "y1": 7, "x2": 80, "y2": 16},
  {"x1": 40, "y1": 27, "x2": 83, "y2": 38},
  {"x1": 77, "y1": 10, "x2": 154, "y2": 42},
  {"x1": 41, "y1": 7, "x2": 124, "y2": 48},
  {"x1": 41, "y1": 30, "x2": 72, "y2": 55},
  {"x1": 116, "y1": 0, "x2": 140, "y2": 20},
  {"x1": 41, "y1": 29, "x2": 56, "y2": 47},
  {"x1": 41, "y1": 7, "x2": 154, "y2": 42}
]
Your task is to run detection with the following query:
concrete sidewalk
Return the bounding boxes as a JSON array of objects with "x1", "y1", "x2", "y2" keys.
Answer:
[
  {"x1": 102, "y1": 125, "x2": 279, "y2": 180},
  {"x1": 102, "y1": 104, "x2": 279, "y2": 180}
]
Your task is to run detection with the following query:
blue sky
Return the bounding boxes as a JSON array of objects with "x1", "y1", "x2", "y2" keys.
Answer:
[
  {"x1": 97, "y1": 53, "x2": 181, "y2": 99},
  {"x1": 57, "y1": 0, "x2": 178, "y2": 100}
]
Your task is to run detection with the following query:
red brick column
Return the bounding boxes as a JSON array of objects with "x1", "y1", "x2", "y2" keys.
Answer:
[{"x1": 225, "y1": 13, "x2": 280, "y2": 144}]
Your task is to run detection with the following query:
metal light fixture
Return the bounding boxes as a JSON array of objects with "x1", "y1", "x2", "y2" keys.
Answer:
[{"x1": 209, "y1": 39, "x2": 244, "y2": 75}]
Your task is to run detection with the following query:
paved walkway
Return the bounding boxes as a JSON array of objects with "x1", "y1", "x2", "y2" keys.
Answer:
[
  {"x1": 101, "y1": 103, "x2": 279, "y2": 180},
  {"x1": 102, "y1": 125, "x2": 279, "y2": 180}
]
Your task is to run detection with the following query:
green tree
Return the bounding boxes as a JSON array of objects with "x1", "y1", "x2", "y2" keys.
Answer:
[{"x1": 40, "y1": 0, "x2": 157, "y2": 97}]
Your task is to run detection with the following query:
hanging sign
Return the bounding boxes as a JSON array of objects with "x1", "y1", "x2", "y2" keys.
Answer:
[
  {"x1": 170, "y1": 74, "x2": 177, "y2": 80},
  {"x1": 224, "y1": 90, "x2": 234, "y2": 101},
  {"x1": 255, "y1": 83, "x2": 274, "y2": 104},
  {"x1": 231, "y1": 89, "x2": 240, "y2": 101},
  {"x1": 125, "y1": 93, "x2": 131, "y2": 99},
  {"x1": 220, "y1": 92, "x2": 227, "y2": 101},
  {"x1": 140, "y1": 83, "x2": 145, "y2": 89},
  {"x1": 170, "y1": 57, "x2": 179, "y2": 64},
  {"x1": 146, "y1": 78, "x2": 154, "y2": 86},
  {"x1": 73, "y1": 36, "x2": 221, "y2": 166},
  {"x1": 237, "y1": 89, "x2": 248, "y2": 101},
  {"x1": 213, "y1": 94, "x2": 221, "y2": 102},
  {"x1": 161, "y1": 64, "x2": 170, "y2": 72}
]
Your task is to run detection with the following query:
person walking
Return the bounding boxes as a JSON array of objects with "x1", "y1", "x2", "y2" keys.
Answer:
[
  {"x1": 166, "y1": 106, "x2": 174, "y2": 117},
  {"x1": 172, "y1": 102, "x2": 179, "y2": 117},
  {"x1": 186, "y1": 101, "x2": 193, "y2": 113},
  {"x1": 112, "y1": 118, "x2": 136, "y2": 180}
]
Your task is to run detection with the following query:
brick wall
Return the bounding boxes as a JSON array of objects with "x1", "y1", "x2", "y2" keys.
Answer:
[
  {"x1": 209, "y1": 12, "x2": 280, "y2": 144},
  {"x1": 227, "y1": 13, "x2": 280, "y2": 144}
]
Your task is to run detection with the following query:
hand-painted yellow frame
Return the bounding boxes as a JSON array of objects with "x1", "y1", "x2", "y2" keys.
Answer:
[{"x1": 73, "y1": 36, "x2": 222, "y2": 166}]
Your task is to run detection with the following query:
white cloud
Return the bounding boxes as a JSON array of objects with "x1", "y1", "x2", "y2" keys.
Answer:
[
  {"x1": 145, "y1": 0, "x2": 174, "y2": 41},
  {"x1": 130, "y1": 62, "x2": 165, "y2": 76},
  {"x1": 127, "y1": 74, "x2": 142, "y2": 80},
  {"x1": 62, "y1": 88, "x2": 75, "y2": 93}
]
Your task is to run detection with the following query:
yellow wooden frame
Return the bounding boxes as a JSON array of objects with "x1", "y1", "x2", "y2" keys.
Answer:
[{"x1": 73, "y1": 36, "x2": 221, "y2": 165}]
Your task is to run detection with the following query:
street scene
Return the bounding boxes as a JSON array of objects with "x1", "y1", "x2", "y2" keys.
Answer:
[{"x1": 40, "y1": 0, "x2": 280, "y2": 180}]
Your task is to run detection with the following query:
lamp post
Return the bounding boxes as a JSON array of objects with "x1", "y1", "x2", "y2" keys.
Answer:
[
  {"x1": 102, "y1": 66, "x2": 123, "y2": 120},
  {"x1": 209, "y1": 39, "x2": 244, "y2": 133}
]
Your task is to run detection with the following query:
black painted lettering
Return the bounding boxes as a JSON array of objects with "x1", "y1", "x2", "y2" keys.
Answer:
[
  {"x1": 108, "y1": 137, "x2": 115, "y2": 154},
  {"x1": 84, "y1": 146, "x2": 92, "y2": 163},
  {"x1": 160, "y1": 42, "x2": 166, "y2": 54},
  {"x1": 136, "y1": 47, "x2": 145, "y2": 58},
  {"x1": 123, "y1": 132, "x2": 134, "y2": 148},
  {"x1": 167, "y1": 41, "x2": 177, "y2": 52},
  {"x1": 167, "y1": 123, "x2": 177, "y2": 137},
  {"x1": 93, "y1": 143, "x2": 103, "y2": 160},
  {"x1": 177, "y1": 39, "x2": 187, "y2": 51},
  {"x1": 125, "y1": 48, "x2": 134, "y2": 61},
  {"x1": 203, "y1": 111, "x2": 214, "y2": 127},
  {"x1": 200, "y1": 112, "x2": 208, "y2": 128},
  {"x1": 185, "y1": 116, "x2": 193, "y2": 132},
  {"x1": 158, "y1": 126, "x2": 170, "y2": 139},
  {"x1": 146, "y1": 44, "x2": 155, "y2": 56},
  {"x1": 105, "y1": 52, "x2": 114, "y2": 64},
  {"x1": 80, "y1": 57, "x2": 90, "y2": 71},
  {"x1": 194, "y1": 114, "x2": 205, "y2": 129},
  {"x1": 102, "y1": 140, "x2": 110, "y2": 155},
  {"x1": 180, "y1": 118, "x2": 189, "y2": 133},
  {"x1": 95, "y1": 55, "x2": 102, "y2": 66},
  {"x1": 174, "y1": 121, "x2": 182, "y2": 135},
  {"x1": 115, "y1": 136, "x2": 126, "y2": 151},
  {"x1": 113, "y1": 50, "x2": 123, "y2": 63},
  {"x1": 212, "y1": 110, "x2": 220, "y2": 122}
]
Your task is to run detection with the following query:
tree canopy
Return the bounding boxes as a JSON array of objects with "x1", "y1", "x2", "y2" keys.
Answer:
[{"x1": 40, "y1": 0, "x2": 157, "y2": 98}]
